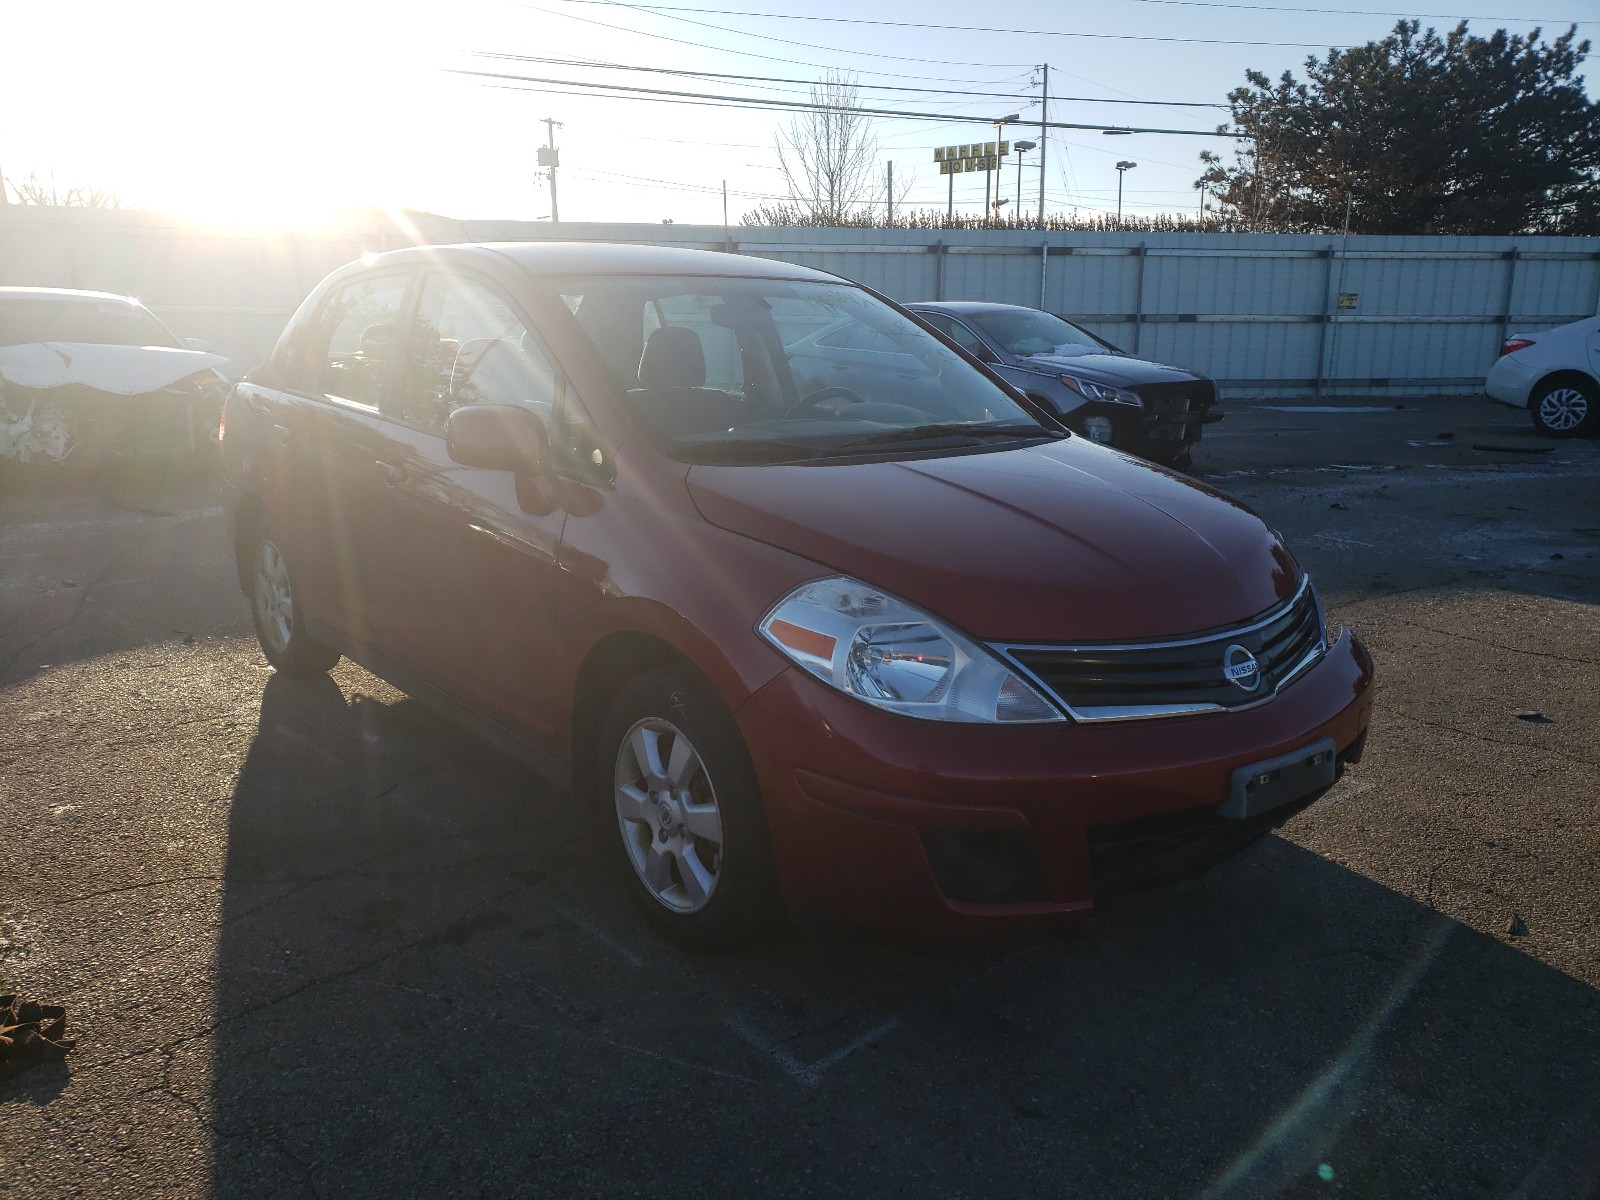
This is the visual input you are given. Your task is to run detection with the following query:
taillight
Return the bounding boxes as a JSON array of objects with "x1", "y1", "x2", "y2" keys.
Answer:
[
  {"x1": 1499, "y1": 337, "x2": 1535, "y2": 357},
  {"x1": 217, "y1": 409, "x2": 226, "y2": 443}
]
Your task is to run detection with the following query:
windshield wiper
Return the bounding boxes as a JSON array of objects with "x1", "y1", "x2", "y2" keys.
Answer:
[
  {"x1": 681, "y1": 437, "x2": 831, "y2": 463},
  {"x1": 834, "y1": 422, "x2": 1059, "y2": 451}
]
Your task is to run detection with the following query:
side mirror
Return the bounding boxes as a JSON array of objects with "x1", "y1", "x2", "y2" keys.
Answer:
[
  {"x1": 971, "y1": 342, "x2": 999, "y2": 364},
  {"x1": 446, "y1": 404, "x2": 550, "y2": 475}
]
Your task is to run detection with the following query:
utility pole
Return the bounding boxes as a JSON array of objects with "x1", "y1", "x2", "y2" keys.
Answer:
[
  {"x1": 886, "y1": 161, "x2": 894, "y2": 226},
  {"x1": 1036, "y1": 64, "x2": 1048, "y2": 228},
  {"x1": 539, "y1": 117, "x2": 562, "y2": 223}
]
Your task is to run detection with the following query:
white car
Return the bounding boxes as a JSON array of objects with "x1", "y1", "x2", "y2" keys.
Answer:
[{"x1": 1485, "y1": 314, "x2": 1600, "y2": 437}]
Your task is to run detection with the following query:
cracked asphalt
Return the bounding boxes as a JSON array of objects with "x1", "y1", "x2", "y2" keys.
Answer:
[{"x1": 2, "y1": 395, "x2": 1598, "y2": 1199}]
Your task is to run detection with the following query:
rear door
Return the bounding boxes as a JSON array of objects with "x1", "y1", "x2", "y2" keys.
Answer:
[{"x1": 265, "y1": 271, "x2": 414, "y2": 647}]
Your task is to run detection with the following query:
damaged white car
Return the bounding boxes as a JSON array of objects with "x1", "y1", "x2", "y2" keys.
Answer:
[{"x1": 0, "y1": 287, "x2": 230, "y2": 469}]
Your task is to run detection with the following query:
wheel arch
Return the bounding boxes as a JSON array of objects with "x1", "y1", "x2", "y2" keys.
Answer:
[
  {"x1": 232, "y1": 492, "x2": 271, "y2": 595},
  {"x1": 1530, "y1": 368, "x2": 1599, "y2": 403},
  {"x1": 569, "y1": 631, "x2": 724, "y2": 812}
]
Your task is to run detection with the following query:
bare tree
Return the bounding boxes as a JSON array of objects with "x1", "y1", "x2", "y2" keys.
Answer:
[
  {"x1": 776, "y1": 71, "x2": 882, "y2": 224},
  {"x1": 4, "y1": 170, "x2": 121, "y2": 208}
]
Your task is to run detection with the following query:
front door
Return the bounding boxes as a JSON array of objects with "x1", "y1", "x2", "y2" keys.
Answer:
[{"x1": 378, "y1": 271, "x2": 570, "y2": 753}]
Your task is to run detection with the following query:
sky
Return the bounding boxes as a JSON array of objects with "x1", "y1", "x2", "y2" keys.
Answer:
[{"x1": 3, "y1": 0, "x2": 1594, "y2": 229}]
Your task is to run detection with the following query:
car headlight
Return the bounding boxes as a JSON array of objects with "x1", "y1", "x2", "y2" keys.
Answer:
[
  {"x1": 1060, "y1": 374, "x2": 1142, "y2": 407},
  {"x1": 759, "y1": 576, "x2": 1066, "y2": 723}
]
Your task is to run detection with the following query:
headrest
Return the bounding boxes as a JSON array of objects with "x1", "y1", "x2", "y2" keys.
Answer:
[{"x1": 638, "y1": 325, "x2": 706, "y2": 389}]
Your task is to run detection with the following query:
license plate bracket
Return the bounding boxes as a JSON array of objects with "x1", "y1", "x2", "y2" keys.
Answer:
[{"x1": 1219, "y1": 737, "x2": 1337, "y2": 820}]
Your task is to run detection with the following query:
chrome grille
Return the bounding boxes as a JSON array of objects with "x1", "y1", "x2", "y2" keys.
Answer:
[{"x1": 996, "y1": 577, "x2": 1326, "y2": 723}]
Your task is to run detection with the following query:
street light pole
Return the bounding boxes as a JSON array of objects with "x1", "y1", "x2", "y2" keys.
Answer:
[
  {"x1": 1013, "y1": 140, "x2": 1036, "y2": 227},
  {"x1": 989, "y1": 113, "x2": 1019, "y2": 226},
  {"x1": 1115, "y1": 160, "x2": 1136, "y2": 229}
]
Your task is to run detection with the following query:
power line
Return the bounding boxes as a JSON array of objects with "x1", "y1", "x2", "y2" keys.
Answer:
[
  {"x1": 505, "y1": 1, "x2": 1152, "y2": 108},
  {"x1": 545, "y1": 0, "x2": 1357, "y2": 48},
  {"x1": 454, "y1": 67, "x2": 1247, "y2": 136},
  {"x1": 478, "y1": 53, "x2": 1049, "y2": 104},
  {"x1": 509, "y1": 0, "x2": 1036, "y2": 73},
  {"x1": 1125, "y1": 0, "x2": 1590, "y2": 21},
  {"x1": 476, "y1": 52, "x2": 1227, "y2": 108},
  {"x1": 475, "y1": 78, "x2": 1038, "y2": 128},
  {"x1": 568, "y1": 165, "x2": 791, "y2": 201}
]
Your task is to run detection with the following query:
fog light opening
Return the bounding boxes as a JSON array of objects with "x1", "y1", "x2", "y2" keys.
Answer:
[
  {"x1": 921, "y1": 830, "x2": 1040, "y2": 904},
  {"x1": 1082, "y1": 416, "x2": 1114, "y2": 444}
]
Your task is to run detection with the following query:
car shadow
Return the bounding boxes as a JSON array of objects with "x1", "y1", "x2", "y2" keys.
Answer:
[{"x1": 206, "y1": 673, "x2": 1600, "y2": 1198}]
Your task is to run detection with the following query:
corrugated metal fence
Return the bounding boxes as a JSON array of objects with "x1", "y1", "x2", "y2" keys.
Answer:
[{"x1": 3, "y1": 206, "x2": 1596, "y2": 396}]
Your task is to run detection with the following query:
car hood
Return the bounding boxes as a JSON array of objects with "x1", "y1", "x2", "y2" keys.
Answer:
[
  {"x1": 1014, "y1": 352, "x2": 1202, "y2": 387},
  {"x1": 686, "y1": 439, "x2": 1298, "y2": 643},
  {"x1": 0, "y1": 342, "x2": 229, "y2": 394}
]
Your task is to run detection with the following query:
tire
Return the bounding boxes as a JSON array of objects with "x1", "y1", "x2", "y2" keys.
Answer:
[
  {"x1": 598, "y1": 668, "x2": 778, "y2": 949},
  {"x1": 1529, "y1": 376, "x2": 1599, "y2": 438},
  {"x1": 245, "y1": 515, "x2": 341, "y2": 676}
]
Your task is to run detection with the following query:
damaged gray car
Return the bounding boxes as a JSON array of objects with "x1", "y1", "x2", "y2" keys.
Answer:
[{"x1": 0, "y1": 287, "x2": 230, "y2": 473}]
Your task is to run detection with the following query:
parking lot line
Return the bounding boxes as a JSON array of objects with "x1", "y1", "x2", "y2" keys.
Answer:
[{"x1": 724, "y1": 1012, "x2": 899, "y2": 1088}]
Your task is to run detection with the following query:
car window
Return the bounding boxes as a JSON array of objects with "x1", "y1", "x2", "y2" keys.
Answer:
[
  {"x1": 0, "y1": 295, "x2": 180, "y2": 349},
  {"x1": 282, "y1": 274, "x2": 411, "y2": 407},
  {"x1": 399, "y1": 274, "x2": 557, "y2": 437},
  {"x1": 922, "y1": 314, "x2": 989, "y2": 354},
  {"x1": 643, "y1": 294, "x2": 744, "y2": 395},
  {"x1": 969, "y1": 309, "x2": 1106, "y2": 358},
  {"x1": 771, "y1": 297, "x2": 842, "y2": 348},
  {"x1": 811, "y1": 319, "x2": 912, "y2": 354},
  {"x1": 547, "y1": 275, "x2": 1051, "y2": 463}
]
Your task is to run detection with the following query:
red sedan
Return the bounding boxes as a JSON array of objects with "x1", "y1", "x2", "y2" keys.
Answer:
[{"x1": 221, "y1": 242, "x2": 1373, "y2": 946}]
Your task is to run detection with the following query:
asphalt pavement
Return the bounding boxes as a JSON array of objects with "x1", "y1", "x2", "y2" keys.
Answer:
[{"x1": 2, "y1": 394, "x2": 1598, "y2": 1199}]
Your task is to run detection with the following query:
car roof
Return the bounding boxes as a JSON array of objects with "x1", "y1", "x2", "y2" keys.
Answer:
[
  {"x1": 904, "y1": 301, "x2": 1038, "y2": 315},
  {"x1": 0, "y1": 286, "x2": 144, "y2": 305},
  {"x1": 365, "y1": 241, "x2": 837, "y2": 284}
]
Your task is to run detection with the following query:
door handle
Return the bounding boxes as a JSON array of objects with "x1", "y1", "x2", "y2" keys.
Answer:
[
  {"x1": 375, "y1": 459, "x2": 406, "y2": 485},
  {"x1": 271, "y1": 423, "x2": 292, "y2": 445}
]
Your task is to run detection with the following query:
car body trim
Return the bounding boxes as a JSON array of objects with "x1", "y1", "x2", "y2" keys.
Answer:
[{"x1": 991, "y1": 577, "x2": 1330, "y2": 723}]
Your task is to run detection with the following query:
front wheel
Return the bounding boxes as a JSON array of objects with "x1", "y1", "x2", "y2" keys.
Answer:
[
  {"x1": 1529, "y1": 377, "x2": 1598, "y2": 438},
  {"x1": 599, "y1": 669, "x2": 777, "y2": 949},
  {"x1": 247, "y1": 517, "x2": 340, "y2": 676}
]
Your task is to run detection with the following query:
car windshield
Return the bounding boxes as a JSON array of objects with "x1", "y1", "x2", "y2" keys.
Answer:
[
  {"x1": 0, "y1": 295, "x2": 181, "y2": 349},
  {"x1": 543, "y1": 275, "x2": 1055, "y2": 464},
  {"x1": 969, "y1": 309, "x2": 1109, "y2": 359}
]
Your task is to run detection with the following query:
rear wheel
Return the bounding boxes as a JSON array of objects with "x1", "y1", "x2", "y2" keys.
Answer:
[
  {"x1": 1529, "y1": 377, "x2": 1598, "y2": 438},
  {"x1": 247, "y1": 516, "x2": 340, "y2": 676},
  {"x1": 599, "y1": 668, "x2": 777, "y2": 949}
]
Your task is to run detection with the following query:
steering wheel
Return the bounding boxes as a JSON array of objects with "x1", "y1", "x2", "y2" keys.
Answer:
[{"x1": 781, "y1": 386, "x2": 864, "y2": 420}]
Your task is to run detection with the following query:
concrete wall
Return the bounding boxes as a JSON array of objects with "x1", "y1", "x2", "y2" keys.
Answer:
[{"x1": 3, "y1": 205, "x2": 1596, "y2": 396}]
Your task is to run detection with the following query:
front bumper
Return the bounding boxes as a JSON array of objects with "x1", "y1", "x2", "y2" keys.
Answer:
[{"x1": 736, "y1": 627, "x2": 1373, "y2": 937}]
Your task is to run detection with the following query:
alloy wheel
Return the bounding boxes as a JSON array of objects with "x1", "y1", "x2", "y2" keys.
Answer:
[
  {"x1": 613, "y1": 718, "x2": 724, "y2": 913},
  {"x1": 1538, "y1": 386, "x2": 1589, "y2": 432},
  {"x1": 253, "y1": 539, "x2": 294, "y2": 657}
]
